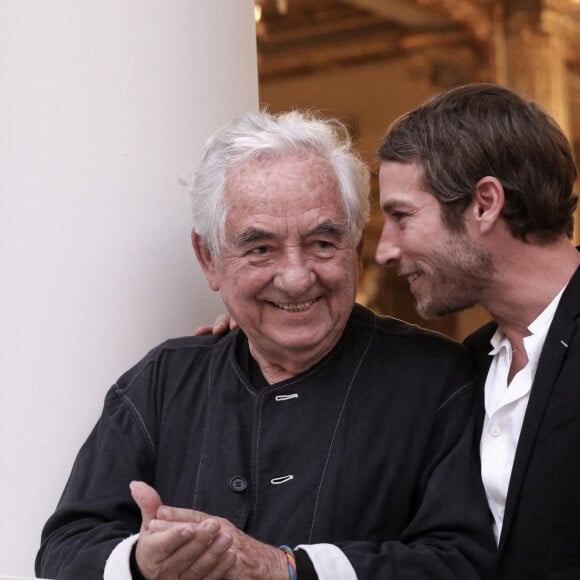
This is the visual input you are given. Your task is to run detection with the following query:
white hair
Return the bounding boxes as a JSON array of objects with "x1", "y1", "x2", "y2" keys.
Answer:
[{"x1": 190, "y1": 110, "x2": 370, "y2": 254}]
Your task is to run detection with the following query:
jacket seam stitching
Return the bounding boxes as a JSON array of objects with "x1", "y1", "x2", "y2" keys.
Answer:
[
  {"x1": 114, "y1": 385, "x2": 156, "y2": 457},
  {"x1": 436, "y1": 381, "x2": 472, "y2": 412},
  {"x1": 307, "y1": 315, "x2": 377, "y2": 541}
]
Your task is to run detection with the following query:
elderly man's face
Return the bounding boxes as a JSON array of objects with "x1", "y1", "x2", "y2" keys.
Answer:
[
  {"x1": 375, "y1": 160, "x2": 491, "y2": 317},
  {"x1": 197, "y1": 151, "x2": 361, "y2": 373}
]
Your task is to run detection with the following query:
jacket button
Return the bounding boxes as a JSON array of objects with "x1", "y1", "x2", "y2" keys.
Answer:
[{"x1": 229, "y1": 476, "x2": 247, "y2": 493}]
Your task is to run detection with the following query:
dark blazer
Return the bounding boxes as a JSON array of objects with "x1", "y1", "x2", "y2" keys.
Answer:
[{"x1": 464, "y1": 263, "x2": 580, "y2": 580}]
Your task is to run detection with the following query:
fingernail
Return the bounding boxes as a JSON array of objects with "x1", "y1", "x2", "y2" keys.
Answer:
[{"x1": 181, "y1": 526, "x2": 194, "y2": 539}]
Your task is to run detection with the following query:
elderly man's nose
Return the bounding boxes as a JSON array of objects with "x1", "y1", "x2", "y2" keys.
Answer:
[
  {"x1": 275, "y1": 255, "x2": 315, "y2": 294},
  {"x1": 375, "y1": 225, "x2": 402, "y2": 266}
]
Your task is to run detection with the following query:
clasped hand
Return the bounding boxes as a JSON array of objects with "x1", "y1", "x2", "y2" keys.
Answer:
[{"x1": 130, "y1": 481, "x2": 287, "y2": 580}]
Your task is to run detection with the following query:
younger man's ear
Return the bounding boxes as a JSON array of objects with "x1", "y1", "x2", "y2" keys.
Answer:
[
  {"x1": 471, "y1": 176, "x2": 505, "y2": 233},
  {"x1": 191, "y1": 231, "x2": 220, "y2": 291}
]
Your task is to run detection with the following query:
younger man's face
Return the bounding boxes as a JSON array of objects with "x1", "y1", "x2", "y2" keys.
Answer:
[{"x1": 375, "y1": 160, "x2": 491, "y2": 318}]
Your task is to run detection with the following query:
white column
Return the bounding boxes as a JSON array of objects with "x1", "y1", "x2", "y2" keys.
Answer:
[{"x1": 0, "y1": 1, "x2": 258, "y2": 575}]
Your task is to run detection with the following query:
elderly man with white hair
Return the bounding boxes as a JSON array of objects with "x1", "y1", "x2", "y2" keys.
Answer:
[{"x1": 37, "y1": 110, "x2": 494, "y2": 580}]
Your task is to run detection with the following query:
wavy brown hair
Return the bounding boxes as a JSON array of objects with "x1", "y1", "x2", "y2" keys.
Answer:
[{"x1": 378, "y1": 83, "x2": 577, "y2": 242}]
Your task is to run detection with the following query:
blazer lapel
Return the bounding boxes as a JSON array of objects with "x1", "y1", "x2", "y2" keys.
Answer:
[{"x1": 499, "y1": 264, "x2": 580, "y2": 548}]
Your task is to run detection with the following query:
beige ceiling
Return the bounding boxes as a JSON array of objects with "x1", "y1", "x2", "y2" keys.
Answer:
[
  {"x1": 255, "y1": 0, "x2": 580, "y2": 144},
  {"x1": 256, "y1": 0, "x2": 483, "y2": 82}
]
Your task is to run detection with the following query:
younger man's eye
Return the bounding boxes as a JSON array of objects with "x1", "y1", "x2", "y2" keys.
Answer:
[{"x1": 390, "y1": 211, "x2": 407, "y2": 221}]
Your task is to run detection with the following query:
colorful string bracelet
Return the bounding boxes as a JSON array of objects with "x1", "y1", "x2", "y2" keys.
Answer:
[{"x1": 279, "y1": 545, "x2": 297, "y2": 580}]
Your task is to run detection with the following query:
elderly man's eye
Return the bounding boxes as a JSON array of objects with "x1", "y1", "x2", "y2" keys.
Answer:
[
  {"x1": 250, "y1": 246, "x2": 270, "y2": 255},
  {"x1": 315, "y1": 240, "x2": 334, "y2": 249}
]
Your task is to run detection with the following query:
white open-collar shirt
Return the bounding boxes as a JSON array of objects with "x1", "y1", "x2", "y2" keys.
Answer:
[{"x1": 480, "y1": 287, "x2": 565, "y2": 542}]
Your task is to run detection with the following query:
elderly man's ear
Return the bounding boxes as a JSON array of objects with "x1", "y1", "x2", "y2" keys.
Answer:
[{"x1": 192, "y1": 231, "x2": 220, "y2": 291}]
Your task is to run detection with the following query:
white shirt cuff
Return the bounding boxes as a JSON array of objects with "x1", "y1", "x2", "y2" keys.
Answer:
[
  {"x1": 103, "y1": 533, "x2": 139, "y2": 580},
  {"x1": 296, "y1": 543, "x2": 357, "y2": 580}
]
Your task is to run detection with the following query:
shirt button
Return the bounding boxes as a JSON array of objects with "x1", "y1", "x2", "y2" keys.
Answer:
[
  {"x1": 229, "y1": 476, "x2": 247, "y2": 493},
  {"x1": 490, "y1": 425, "x2": 501, "y2": 437}
]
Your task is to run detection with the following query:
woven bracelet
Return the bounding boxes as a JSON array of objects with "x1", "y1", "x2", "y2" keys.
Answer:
[{"x1": 279, "y1": 545, "x2": 297, "y2": 580}]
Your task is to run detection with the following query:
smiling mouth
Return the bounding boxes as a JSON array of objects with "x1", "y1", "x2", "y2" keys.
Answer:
[{"x1": 273, "y1": 300, "x2": 316, "y2": 312}]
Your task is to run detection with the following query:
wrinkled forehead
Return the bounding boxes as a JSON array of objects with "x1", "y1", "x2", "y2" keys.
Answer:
[
  {"x1": 230, "y1": 147, "x2": 334, "y2": 181},
  {"x1": 222, "y1": 151, "x2": 348, "y2": 237},
  {"x1": 225, "y1": 150, "x2": 339, "y2": 203}
]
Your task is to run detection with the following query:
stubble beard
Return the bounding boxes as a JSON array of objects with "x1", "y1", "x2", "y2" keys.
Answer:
[{"x1": 413, "y1": 234, "x2": 493, "y2": 319}]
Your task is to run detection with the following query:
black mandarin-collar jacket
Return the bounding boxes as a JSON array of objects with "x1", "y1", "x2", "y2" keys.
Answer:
[{"x1": 37, "y1": 304, "x2": 495, "y2": 579}]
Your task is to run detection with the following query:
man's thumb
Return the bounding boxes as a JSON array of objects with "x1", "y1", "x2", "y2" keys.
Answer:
[{"x1": 130, "y1": 480, "x2": 162, "y2": 530}]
